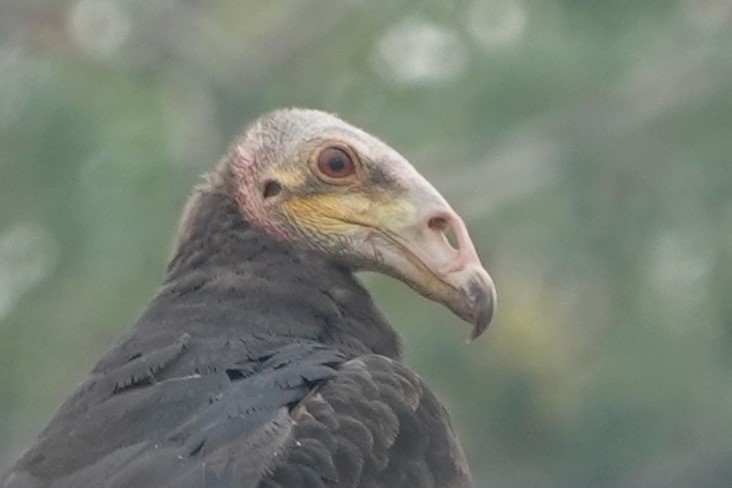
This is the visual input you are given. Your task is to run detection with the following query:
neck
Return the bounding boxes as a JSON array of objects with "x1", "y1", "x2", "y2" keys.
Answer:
[{"x1": 154, "y1": 177, "x2": 401, "y2": 360}]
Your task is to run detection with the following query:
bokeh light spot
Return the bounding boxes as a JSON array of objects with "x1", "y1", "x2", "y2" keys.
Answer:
[
  {"x1": 0, "y1": 224, "x2": 59, "y2": 321},
  {"x1": 465, "y1": 0, "x2": 527, "y2": 49},
  {"x1": 372, "y1": 18, "x2": 468, "y2": 86},
  {"x1": 68, "y1": 0, "x2": 131, "y2": 60}
]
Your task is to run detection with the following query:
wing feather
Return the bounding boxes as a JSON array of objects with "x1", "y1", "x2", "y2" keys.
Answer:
[{"x1": 4, "y1": 345, "x2": 471, "y2": 488}]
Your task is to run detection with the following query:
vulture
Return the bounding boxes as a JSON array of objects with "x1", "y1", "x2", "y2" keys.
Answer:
[{"x1": 3, "y1": 109, "x2": 496, "y2": 488}]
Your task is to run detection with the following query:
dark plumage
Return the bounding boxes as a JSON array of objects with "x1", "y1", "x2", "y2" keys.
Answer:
[{"x1": 3, "y1": 109, "x2": 495, "y2": 488}]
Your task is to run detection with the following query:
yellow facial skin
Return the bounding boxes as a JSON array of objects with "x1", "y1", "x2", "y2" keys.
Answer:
[
  {"x1": 269, "y1": 167, "x2": 308, "y2": 188},
  {"x1": 281, "y1": 186, "x2": 448, "y2": 290},
  {"x1": 281, "y1": 190, "x2": 416, "y2": 238}
]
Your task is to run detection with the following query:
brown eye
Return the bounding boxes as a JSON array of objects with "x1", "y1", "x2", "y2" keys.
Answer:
[{"x1": 316, "y1": 147, "x2": 356, "y2": 180}]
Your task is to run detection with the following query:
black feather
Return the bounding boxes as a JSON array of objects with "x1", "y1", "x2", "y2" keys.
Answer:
[{"x1": 2, "y1": 176, "x2": 472, "y2": 488}]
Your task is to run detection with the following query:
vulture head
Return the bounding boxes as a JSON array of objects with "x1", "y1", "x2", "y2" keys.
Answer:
[{"x1": 214, "y1": 109, "x2": 496, "y2": 339}]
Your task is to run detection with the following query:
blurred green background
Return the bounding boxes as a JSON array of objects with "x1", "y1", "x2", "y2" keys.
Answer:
[{"x1": 1, "y1": 1, "x2": 731, "y2": 486}]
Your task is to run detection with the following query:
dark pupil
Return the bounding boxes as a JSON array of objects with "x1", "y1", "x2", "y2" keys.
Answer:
[{"x1": 328, "y1": 155, "x2": 346, "y2": 173}]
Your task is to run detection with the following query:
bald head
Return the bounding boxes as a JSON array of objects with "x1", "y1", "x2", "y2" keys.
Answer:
[{"x1": 196, "y1": 109, "x2": 496, "y2": 338}]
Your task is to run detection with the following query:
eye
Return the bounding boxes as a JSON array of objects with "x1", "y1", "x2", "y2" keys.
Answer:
[{"x1": 316, "y1": 146, "x2": 356, "y2": 180}]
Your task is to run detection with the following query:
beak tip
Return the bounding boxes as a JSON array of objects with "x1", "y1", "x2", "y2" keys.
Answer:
[
  {"x1": 466, "y1": 273, "x2": 496, "y2": 342},
  {"x1": 468, "y1": 298, "x2": 494, "y2": 342}
]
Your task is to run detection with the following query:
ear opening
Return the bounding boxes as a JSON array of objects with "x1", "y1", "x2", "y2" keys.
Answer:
[{"x1": 263, "y1": 180, "x2": 282, "y2": 199}]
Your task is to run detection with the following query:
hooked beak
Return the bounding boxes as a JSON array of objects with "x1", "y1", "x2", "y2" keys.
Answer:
[{"x1": 372, "y1": 198, "x2": 497, "y2": 340}]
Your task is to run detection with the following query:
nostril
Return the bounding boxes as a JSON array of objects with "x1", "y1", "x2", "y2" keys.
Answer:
[
  {"x1": 428, "y1": 216, "x2": 449, "y2": 231},
  {"x1": 428, "y1": 215, "x2": 459, "y2": 251},
  {"x1": 444, "y1": 227, "x2": 459, "y2": 250}
]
